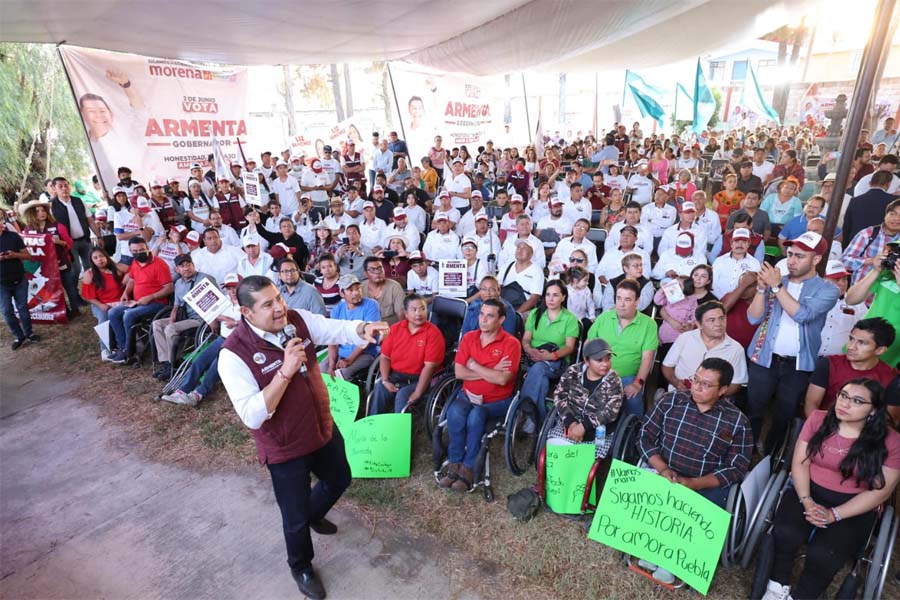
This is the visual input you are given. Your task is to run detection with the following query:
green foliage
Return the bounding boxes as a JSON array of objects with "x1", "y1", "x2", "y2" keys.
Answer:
[{"x1": 0, "y1": 43, "x2": 90, "y2": 204}]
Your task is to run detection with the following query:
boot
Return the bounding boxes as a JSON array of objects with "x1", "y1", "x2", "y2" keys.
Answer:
[
  {"x1": 437, "y1": 463, "x2": 460, "y2": 488},
  {"x1": 452, "y1": 466, "x2": 474, "y2": 492}
]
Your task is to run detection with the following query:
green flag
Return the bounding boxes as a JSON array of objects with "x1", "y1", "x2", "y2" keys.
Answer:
[
  {"x1": 741, "y1": 63, "x2": 780, "y2": 125},
  {"x1": 624, "y1": 70, "x2": 666, "y2": 127}
]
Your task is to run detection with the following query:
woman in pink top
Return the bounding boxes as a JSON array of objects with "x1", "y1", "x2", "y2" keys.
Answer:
[
  {"x1": 762, "y1": 379, "x2": 900, "y2": 600},
  {"x1": 648, "y1": 147, "x2": 669, "y2": 184}
]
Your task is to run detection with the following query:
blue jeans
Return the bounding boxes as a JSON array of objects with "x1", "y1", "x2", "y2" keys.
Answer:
[
  {"x1": 447, "y1": 390, "x2": 513, "y2": 469},
  {"x1": 179, "y1": 337, "x2": 224, "y2": 397},
  {"x1": 90, "y1": 304, "x2": 111, "y2": 350},
  {"x1": 0, "y1": 279, "x2": 33, "y2": 340},
  {"x1": 619, "y1": 375, "x2": 646, "y2": 417},
  {"x1": 520, "y1": 360, "x2": 565, "y2": 422},
  {"x1": 369, "y1": 378, "x2": 418, "y2": 415},
  {"x1": 108, "y1": 302, "x2": 161, "y2": 354},
  {"x1": 698, "y1": 485, "x2": 731, "y2": 510}
]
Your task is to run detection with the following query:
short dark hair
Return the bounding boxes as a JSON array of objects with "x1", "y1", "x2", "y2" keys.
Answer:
[
  {"x1": 879, "y1": 154, "x2": 899, "y2": 166},
  {"x1": 570, "y1": 182, "x2": 583, "y2": 190},
  {"x1": 853, "y1": 317, "x2": 896, "y2": 349},
  {"x1": 482, "y1": 298, "x2": 507, "y2": 319},
  {"x1": 317, "y1": 252, "x2": 336, "y2": 266},
  {"x1": 79, "y1": 93, "x2": 111, "y2": 112},
  {"x1": 118, "y1": 166, "x2": 132, "y2": 175},
  {"x1": 51, "y1": 176, "x2": 68, "y2": 185},
  {"x1": 236, "y1": 275, "x2": 276, "y2": 308},
  {"x1": 345, "y1": 223, "x2": 360, "y2": 234},
  {"x1": 745, "y1": 189, "x2": 762, "y2": 199},
  {"x1": 887, "y1": 198, "x2": 900, "y2": 214},
  {"x1": 733, "y1": 212, "x2": 753, "y2": 225},
  {"x1": 174, "y1": 254, "x2": 193, "y2": 266},
  {"x1": 871, "y1": 170, "x2": 894, "y2": 188},
  {"x1": 128, "y1": 236, "x2": 147, "y2": 247},
  {"x1": 403, "y1": 293, "x2": 426, "y2": 310},
  {"x1": 363, "y1": 256, "x2": 382, "y2": 270},
  {"x1": 695, "y1": 300, "x2": 725, "y2": 323},
  {"x1": 700, "y1": 357, "x2": 734, "y2": 388},
  {"x1": 616, "y1": 278, "x2": 640, "y2": 299},
  {"x1": 625, "y1": 201, "x2": 642, "y2": 211},
  {"x1": 202, "y1": 227, "x2": 220, "y2": 238}
]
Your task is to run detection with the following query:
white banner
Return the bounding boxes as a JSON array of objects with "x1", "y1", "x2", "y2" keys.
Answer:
[
  {"x1": 389, "y1": 63, "x2": 514, "y2": 162},
  {"x1": 59, "y1": 46, "x2": 249, "y2": 190}
]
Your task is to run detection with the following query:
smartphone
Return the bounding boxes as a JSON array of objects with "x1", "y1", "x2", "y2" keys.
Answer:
[
  {"x1": 341, "y1": 237, "x2": 350, "y2": 246},
  {"x1": 383, "y1": 250, "x2": 398, "y2": 259}
]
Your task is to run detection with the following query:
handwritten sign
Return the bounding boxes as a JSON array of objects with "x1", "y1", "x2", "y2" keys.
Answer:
[
  {"x1": 545, "y1": 440, "x2": 596, "y2": 514},
  {"x1": 322, "y1": 373, "x2": 359, "y2": 431},
  {"x1": 242, "y1": 172, "x2": 261, "y2": 206},
  {"x1": 345, "y1": 414, "x2": 411, "y2": 478},
  {"x1": 587, "y1": 460, "x2": 730, "y2": 595},
  {"x1": 182, "y1": 276, "x2": 230, "y2": 324},
  {"x1": 438, "y1": 259, "x2": 467, "y2": 297}
]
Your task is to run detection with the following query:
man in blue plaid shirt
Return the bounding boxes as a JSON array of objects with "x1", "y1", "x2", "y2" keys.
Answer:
[{"x1": 638, "y1": 357, "x2": 753, "y2": 509}]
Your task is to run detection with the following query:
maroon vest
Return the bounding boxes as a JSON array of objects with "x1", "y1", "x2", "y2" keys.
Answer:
[
  {"x1": 215, "y1": 193, "x2": 248, "y2": 231},
  {"x1": 223, "y1": 310, "x2": 334, "y2": 465}
]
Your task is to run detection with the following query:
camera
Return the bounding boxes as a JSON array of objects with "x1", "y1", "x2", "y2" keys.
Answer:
[{"x1": 881, "y1": 242, "x2": 900, "y2": 271}]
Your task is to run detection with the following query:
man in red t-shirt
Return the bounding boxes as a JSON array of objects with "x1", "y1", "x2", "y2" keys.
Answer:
[
  {"x1": 369, "y1": 294, "x2": 445, "y2": 414},
  {"x1": 587, "y1": 172, "x2": 611, "y2": 210},
  {"x1": 107, "y1": 236, "x2": 174, "y2": 364},
  {"x1": 439, "y1": 299, "x2": 522, "y2": 492},
  {"x1": 721, "y1": 271, "x2": 759, "y2": 349},
  {"x1": 805, "y1": 317, "x2": 898, "y2": 418}
]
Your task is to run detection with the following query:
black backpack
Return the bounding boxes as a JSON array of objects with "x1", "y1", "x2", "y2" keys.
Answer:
[{"x1": 507, "y1": 487, "x2": 541, "y2": 522}]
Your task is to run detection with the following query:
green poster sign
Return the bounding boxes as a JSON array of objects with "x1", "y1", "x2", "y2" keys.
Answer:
[
  {"x1": 544, "y1": 441, "x2": 597, "y2": 514},
  {"x1": 345, "y1": 414, "x2": 411, "y2": 478},
  {"x1": 323, "y1": 374, "x2": 359, "y2": 431},
  {"x1": 587, "y1": 460, "x2": 730, "y2": 595}
]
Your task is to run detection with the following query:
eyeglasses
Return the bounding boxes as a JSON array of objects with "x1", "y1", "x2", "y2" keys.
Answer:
[
  {"x1": 690, "y1": 375, "x2": 720, "y2": 391},
  {"x1": 836, "y1": 390, "x2": 872, "y2": 407},
  {"x1": 569, "y1": 257, "x2": 585, "y2": 263}
]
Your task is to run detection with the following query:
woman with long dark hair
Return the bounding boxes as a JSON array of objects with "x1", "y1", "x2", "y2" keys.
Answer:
[
  {"x1": 20, "y1": 199, "x2": 80, "y2": 318},
  {"x1": 760, "y1": 378, "x2": 900, "y2": 600},
  {"x1": 519, "y1": 280, "x2": 581, "y2": 424},
  {"x1": 81, "y1": 247, "x2": 127, "y2": 359}
]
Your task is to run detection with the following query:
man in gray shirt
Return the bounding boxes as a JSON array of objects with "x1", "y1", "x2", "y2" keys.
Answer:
[
  {"x1": 276, "y1": 257, "x2": 326, "y2": 315},
  {"x1": 152, "y1": 254, "x2": 216, "y2": 380}
]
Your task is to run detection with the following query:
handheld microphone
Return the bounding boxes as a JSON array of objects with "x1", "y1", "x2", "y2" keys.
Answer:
[{"x1": 282, "y1": 324, "x2": 308, "y2": 378}]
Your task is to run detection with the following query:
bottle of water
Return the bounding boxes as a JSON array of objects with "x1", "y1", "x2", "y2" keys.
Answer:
[{"x1": 595, "y1": 424, "x2": 609, "y2": 458}]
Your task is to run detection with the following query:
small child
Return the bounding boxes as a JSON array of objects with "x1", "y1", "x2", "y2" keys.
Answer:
[{"x1": 566, "y1": 267, "x2": 595, "y2": 322}]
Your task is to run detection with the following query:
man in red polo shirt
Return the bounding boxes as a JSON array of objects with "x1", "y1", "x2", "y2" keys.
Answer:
[
  {"x1": 804, "y1": 317, "x2": 897, "y2": 419},
  {"x1": 107, "y1": 236, "x2": 174, "y2": 364},
  {"x1": 368, "y1": 294, "x2": 445, "y2": 414},
  {"x1": 439, "y1": 298, "x2": 522, "y2": 492},
  {"x1": 721, "y1": 271, "x2": 759, "y2": 349}
]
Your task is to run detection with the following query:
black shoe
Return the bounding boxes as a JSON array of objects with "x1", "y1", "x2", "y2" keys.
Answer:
[
  {"x1": 154, "y1": 362, "x2": 172, "y2": 380},
  {"x1": 291, "y1": 567, "x2": 326, "y2": 599},
  {"x1": 11, "y1": 338, "x2": 24, "y2": 350},
  {"x1": 310, "y1": 518, "x2": 337, "y2": 535},
  {"x1": 66, "y1": 309, "x2": 80, "y2": 319},
  {"x1": 108, "y1": 350, "x2": 128, "y2": 364},
  {"x1": 26, "y1": 334, "x2": 41, "y2": 343}
]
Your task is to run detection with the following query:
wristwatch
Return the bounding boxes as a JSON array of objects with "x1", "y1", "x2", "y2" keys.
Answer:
[{"x1": 771, "y1": 284, "x2": 782, "y2": 294}]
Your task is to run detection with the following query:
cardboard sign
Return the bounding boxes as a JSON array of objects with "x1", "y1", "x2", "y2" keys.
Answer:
[
  {"x1": 242, "y1": 172, "x2": 261, "y2": 206},
  {"x1": 438, "y1": 259, "x2": 467, "y2": 297},
  {"x1": 345, "y1": 414, "x2": 411, "y2": 478},
  {"x1": 322, "y1": 373, "x2": 359, "y2": 431},
  {"x1": 182, "y1": 277, "x2": 230, "y2": 324},
  {"x1": 587, "y1": 460, "x2": 730, "y2": 595},
  {"x1": 544, "y1": 440, "x2": 597, "y2": 514}
]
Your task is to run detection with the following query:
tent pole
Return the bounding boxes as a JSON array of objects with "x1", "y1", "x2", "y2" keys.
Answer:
[
  {"x1": 385, "y1": 63, "x2": 407, "y2": 142},
  {"x1": 593, "y1": 72, "x2": 599, "y2": 137},
  {"x1": 56, "y1": 45, "x2": 109, "y2": 195},
  {"x1": 521, "y1": 73, "x2": 532, "y2": 144},
  {"x1": 823, "y1": 0, "x2": 897, "y2": 270}
]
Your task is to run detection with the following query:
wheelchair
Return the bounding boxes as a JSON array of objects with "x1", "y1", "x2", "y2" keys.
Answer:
[
  {"x1": 156, "y1": 322, "x2": 217, "y2": 399},
  {"x1": 430, "y1": 380, "x2": 533, "y2": 502},
  {"x1": 128, "y1": 304, "x2": 174, "y2": 366}
]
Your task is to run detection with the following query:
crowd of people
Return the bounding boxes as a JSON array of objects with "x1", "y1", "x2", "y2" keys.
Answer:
[{"x1": 2, "y1": 120, "x2": 900, "y2": 599}]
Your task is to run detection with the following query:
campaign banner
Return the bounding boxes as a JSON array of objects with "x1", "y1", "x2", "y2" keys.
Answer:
[
  {"x1": 289, "y1": 118, "x2": 368, "y2": 162},
  {"x1": 438, "y1": 259, "x2": 467, "y2": 297},
  {"x1": 59, "y1": 46, "x2": 249, "y2": 191},
  {"x1": 183, "y1": 276, "x2": 230, "y2": 324},
  {"x1": 21, "y1": 232, "x2": 68, "y2": 324},
  {"x1": 389, "y1": 62, "x2": 508, "y2": 162}
]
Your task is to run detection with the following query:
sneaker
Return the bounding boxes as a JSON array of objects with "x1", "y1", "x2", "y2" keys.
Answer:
[
  {"x1": 26, "y1": 334, "x2": 40, "y2": 343},
  {"x1": 637, "y1": 558, "x2": 658, "y2": 571},
  {"x1": 107, "y1": 350, "x2": 128, "y2": 364},
  {"x1": 184, "y1": 391, "x2": 202, "y2": 407},
  {"x1": 11, "y1": 338, "x2": 24, "y2": 351},
  {"x1": 761, "y1": 580, "x2": 792, "y2": 600},
  {"x1": 437, "y1": 463, "x2": 460, "y2": 489},
  {"x1": 651, "y1": 567, "x2": 675, "y2": 585},
  {"x1": 101, "y1": 349, "x2": 111, "y2": 362},
  {"x1": 161, "y1": 390, "x2": 190, "y2": 405}
]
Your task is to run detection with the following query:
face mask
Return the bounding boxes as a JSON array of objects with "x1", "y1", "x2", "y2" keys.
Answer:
[
  {"x1": 292, "y1": 165, "x2": 302, "y2": 172},
  {"x1": 133, "y1": 251, "x2": 150, "y2": 263},
  {"x1": 515, "y1": 163, "x2": 525, "y2": 172}
]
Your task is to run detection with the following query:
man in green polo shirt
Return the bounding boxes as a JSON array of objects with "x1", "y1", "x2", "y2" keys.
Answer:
[{"x1": 586, "y1": 278, "x2": 658, "y2": 416}]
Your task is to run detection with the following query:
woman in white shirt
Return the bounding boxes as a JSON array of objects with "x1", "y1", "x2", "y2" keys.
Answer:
[{"x1": 182, "y1": 180, "x2": 218, "y2": 233}]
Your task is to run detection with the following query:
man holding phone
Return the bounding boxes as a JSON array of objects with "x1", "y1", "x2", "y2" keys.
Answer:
[{"x1": 0, "y1": 221, "x2": 41, "y2": 349}]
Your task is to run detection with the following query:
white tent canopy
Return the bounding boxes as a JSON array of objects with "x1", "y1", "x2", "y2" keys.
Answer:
[{"x1": 2, "y1": 0, "x2": 811, "y2": 73}]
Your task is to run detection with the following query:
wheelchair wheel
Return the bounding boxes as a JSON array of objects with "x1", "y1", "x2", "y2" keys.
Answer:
[
  {"x1": 863, "y1": 505, "x2": 898, "y2": 600},
  {"x1": 772, "y1": 417, "x2": 804, "y2": 473},
  {"x1": 504, "y1": 394, "x2": 537, "y2": 476},
  {"x1": 739, "y1": 469, "x2": 788, "y2": 569},
  {"x1": 535, "y1": 405, "x2": 559, "y2": 465},
  {"x1": 363, "y1": 354, "x2": 381, "y2": 399},
  {"x1": 720, "y1": 484, "x2": 743, "y2": 567},
  {"x1": 194, "y1": 322, "x2": 213, "y2": 348},
  {"x1": 610, "y1": 414, "x2": 642, "y2": 465},
  {"x1": 425, "y1": 372, "x2": 457, "y2": 439}
]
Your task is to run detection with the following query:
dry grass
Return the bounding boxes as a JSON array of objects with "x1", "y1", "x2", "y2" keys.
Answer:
[{"x1": 2, "y1": 318, "x2": 898, "y2": 600}]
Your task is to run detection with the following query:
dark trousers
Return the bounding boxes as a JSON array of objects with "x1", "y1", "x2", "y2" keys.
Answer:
[
  {"x1": 771, "y1": 482, "x2": 876, "y2": 599},
  {"x1": 747, "y1": 358, "x2": 811, "y2": 454},
  {"x1": 267, "y1": 429, "x2": 352, "y2": 572},
  {"x1": 71, "y1": 237, "x2": 93, "y2": 279}
]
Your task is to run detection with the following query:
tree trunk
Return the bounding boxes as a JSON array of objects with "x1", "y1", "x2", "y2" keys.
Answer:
[
  {"x1": 382, "y1": 65, "x2": 392, "y2": 130},
  {"x1": 330, "y1": 63, "x2": 345, "y2": 122},
  {"x1": 343, "y1": 63, "x2": 354, "y2": 118},
  {"x1": 558, "y1": 73, "x2": 567, "y2": 126},
  {"x1": 281, "y1": 65, "x2": 297, "y2": 136}
]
